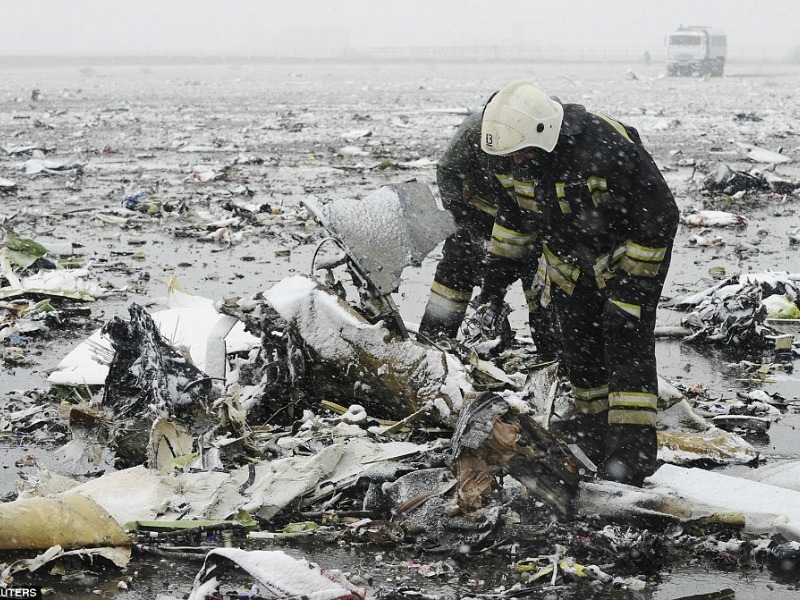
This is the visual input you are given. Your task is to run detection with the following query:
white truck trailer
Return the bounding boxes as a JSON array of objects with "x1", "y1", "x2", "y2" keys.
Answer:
[{"x1": 666, "y1": 26, "x2": 727, "y2": 77}]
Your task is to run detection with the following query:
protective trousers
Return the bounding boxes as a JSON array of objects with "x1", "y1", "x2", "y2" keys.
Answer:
[
  {"x1": 419, "y1": 226, "x2": 487, "y2": 340},
  {"x1": 528, "y1": 301, "x2": 562, "y2": 362},
  {"x1": 552, "y1": 262, "x2": 667, "y2": 486}
]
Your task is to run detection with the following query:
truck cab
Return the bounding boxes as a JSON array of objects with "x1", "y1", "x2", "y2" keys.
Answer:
[{"x1": 666, "y1": 26, "x2": 726, "y2": 77}]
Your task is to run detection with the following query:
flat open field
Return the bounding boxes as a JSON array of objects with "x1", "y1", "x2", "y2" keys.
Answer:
[{"x1": 1, "y1": 58, "x2": 799, "y2": 599}]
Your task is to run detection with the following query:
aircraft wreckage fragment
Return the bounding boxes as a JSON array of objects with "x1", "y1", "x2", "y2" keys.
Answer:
[
  {"x1": 94, "y1": 302, "x2": 258, "y2": 470},
  {"x1": 0, "y1": 493, "x2": 131, "y2": 551},
  {"x1": 211, "y1": 181, "x2": 470, "y2": 427},
  {"x1": 664, "y1": 271, "x2": 800, "y2": 349},
  {"x1": 100, "y1": 303, "x2": 218, "y2": 467},
  {"x1": 216, "y1": 274, "x2": 472, "y2": 427},
  {"x1": 450, "y1": 391, "x2": 580, "y2": 518},
  {"x1": 702, "y1": 162, "x2": 799, "y2": 196},
  {"x1": 17, "y1": 180, "x2": 783, "y2": 570}
]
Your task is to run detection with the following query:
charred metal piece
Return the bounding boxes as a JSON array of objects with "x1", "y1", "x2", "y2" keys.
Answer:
[{"x1": 452, "y1": 392, "x2": 580, "y2": 519}]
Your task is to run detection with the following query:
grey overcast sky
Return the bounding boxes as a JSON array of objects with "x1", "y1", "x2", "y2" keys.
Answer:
[{"x1": 3, "y1": 0, "x2": 799, "y2": 57}]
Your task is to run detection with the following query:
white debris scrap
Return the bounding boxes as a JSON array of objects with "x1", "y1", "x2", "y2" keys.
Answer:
[
  {"x1": 47, "y1": 286, "x2": 259, "y2": 387},
  {"x1": 188, "y1": 548, "x2": 365, "y2": 600},
  {"x1": 191, "y1": 165, "x2": 225, "y2": 182},
  {"x1": 736, "y1": 142, "x2": 792, "y2": 164},
  {"x1": 22, "y1": 152, "x2": 83, "y2": 176},
  {"x1": 337, "y1": 145, "x2": 369, "y2": 157},
  {"x1": 45, "y1": 438, "x2": 431, "y2": 525},
  {"x1": 649, "y1": 464, "x2": 800, "y2": 539},
  {"x1": 577, "y1": 462, "x2": 800, "y2": 542},
  {"x1": 0, "y1": 268, "x2": 108, "y2": 301},
  {"x1": 762, "y1": 293, "x2": 800, "y2": 319},
  {"x1": 682, "y1": 209, "x2": 748, "y2": 228},
  {"x1": 688, "y1": 233, "x2": 725, "y2": 247}
]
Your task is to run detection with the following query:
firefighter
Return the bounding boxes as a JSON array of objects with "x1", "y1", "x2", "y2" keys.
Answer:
[
  {"x1": 477, "y1": 80, "x2": 679, "y2": 487},
  {"x1": 418, "y1": 111, "x2": 562, "y2": 361}
]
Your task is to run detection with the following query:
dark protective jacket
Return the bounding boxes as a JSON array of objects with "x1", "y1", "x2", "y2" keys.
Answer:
[
  {"x1": 419, "y1": 113, "x2": 561, "y2": 359},
  {"x1": 480, "y1": 103, "x2": 680, "y2": 485}
]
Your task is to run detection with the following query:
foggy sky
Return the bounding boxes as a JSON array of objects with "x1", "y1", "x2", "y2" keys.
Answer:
[{"x1": 4, "y1": 0, "x2": 799, "y2": 58}]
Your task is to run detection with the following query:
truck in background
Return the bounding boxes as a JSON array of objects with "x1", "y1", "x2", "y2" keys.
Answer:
[{"x1": 666, "y1": 26, "x2": 727, "y2": 77}]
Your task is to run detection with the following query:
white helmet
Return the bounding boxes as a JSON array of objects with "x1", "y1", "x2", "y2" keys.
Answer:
[{"x1": 481, "y1": 80, "x2": 564, "y2": 155}]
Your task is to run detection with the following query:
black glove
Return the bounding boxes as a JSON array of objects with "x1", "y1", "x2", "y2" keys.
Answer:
[
  {"x1": 461, "y1": 297, "x2": 513, "y2": 357},
  {"x1": 474, "y1": 298, "x2": 511, "y2": 337}
]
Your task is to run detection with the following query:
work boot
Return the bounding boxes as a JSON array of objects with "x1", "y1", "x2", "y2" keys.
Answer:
[
  {"x1": 551, "y1": 412, "x2": 606, "y2": 469},
  {"x1": 601, "y1": 424, "x2": 658, "y2": 487}
]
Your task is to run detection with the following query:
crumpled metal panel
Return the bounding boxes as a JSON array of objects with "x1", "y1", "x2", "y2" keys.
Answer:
[{"x1": 304, "y1": 182, "x2": 456, "y2": 295}]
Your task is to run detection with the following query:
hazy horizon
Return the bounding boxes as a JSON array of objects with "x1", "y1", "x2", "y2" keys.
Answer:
[{"x1": 4, "y1": 1, "x2": 800, "y2": 60}]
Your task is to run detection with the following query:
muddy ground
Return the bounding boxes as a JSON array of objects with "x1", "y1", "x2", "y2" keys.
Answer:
[{"x1": 1, "y1": 59, "x2": 799, "y2": 599}]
